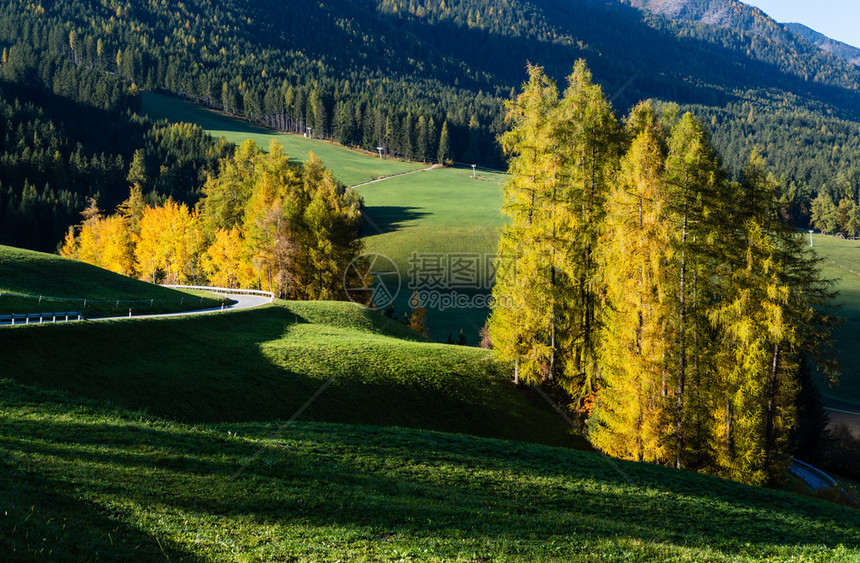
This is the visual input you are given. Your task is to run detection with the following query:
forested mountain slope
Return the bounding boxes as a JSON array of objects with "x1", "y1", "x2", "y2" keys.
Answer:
[
  {"x1": 2, "y1": 0, "x2": 860, "y2": 249},
  {"x1": 0, "y1": 48, "x2": 231, "y2": 251},
  {"x1": 3, "y1": 0, "x2": 859, "y2": 148}
]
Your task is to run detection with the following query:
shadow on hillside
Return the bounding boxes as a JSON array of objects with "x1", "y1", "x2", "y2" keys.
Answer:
[
  {"x1": 142, "y1": 91, "x2": 274, "y2": 137},
  {"x1": 361, "y1": 205, "x2": 431, "y2": 235},
  {"x1": 2, "y1": 411, "x2": 857, "y2": 558},
  {"x1": 0, "y1": 455, "x2": 205, "y2": 561},
  {"x1": 0, "y1": 305, "x2": 581, "y2": 448}
]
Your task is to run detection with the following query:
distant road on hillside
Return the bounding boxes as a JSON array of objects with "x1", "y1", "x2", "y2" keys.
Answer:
[{"x1": 824, "y1": 397, "x2": 860, "y2": 437}]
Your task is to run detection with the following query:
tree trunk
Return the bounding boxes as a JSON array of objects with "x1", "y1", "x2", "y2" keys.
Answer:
[
  {"x1": 764, "y1": 343, "x2": 781, "y2": 473},
  {"x1": 514, "y1": 357, "x2": 520, "y2": 386},
  {"x1": 725, "y1": 399, "x2": 735, "y2": 460},
  {"x1": 676, "y1": 201, "x2": 688, "y2": 469}
]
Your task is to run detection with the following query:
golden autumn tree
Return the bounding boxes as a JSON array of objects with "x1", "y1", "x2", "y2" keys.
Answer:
[
  {"x1": 490, "y1": 61, "x2": 619, "y2": 408},
  {"x1": 59, "y1": 143, "x2": 363, "y2": 300},
  {"x1": 60, "y1": 198, "x2": 134, "y2": 276},
  {"x1": 298, "y1": 155, "x2": 364, "y2": 300},
  {"x1": 134, "y1": 200, "x2": 203, "y2": 284},
  {"x1": 491, "y1": 61, "x2": 837, "y2": 487},
  {"x1": 708, "y1": 151, "x2": 837, "y2": 485},
  {"x1": 552, "y1": 60, "x2": 620, "y2": 404},
  {"x1": 200, "y1": 139, "x2": 363, "y2": 298},
  {"x1": 202, "y1": 226, "x2": 254, "y2": 288},
  {"x1": 591, "y1": 104, "x2": 672, "y2": 463},
  {"x1": 662, "y1": 111, "x2": 725, "y2": 469},
  {"x1": 489, "y1": 64, "x2": 560, "y2": 386}
]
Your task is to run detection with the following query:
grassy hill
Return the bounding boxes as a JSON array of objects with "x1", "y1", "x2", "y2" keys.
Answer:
[
  {"x1": 140, "y1": 93, "x2": 424, "y2": 188},
  {"x1": 0, "y1": 299, "x2": 580, "y2": 448},
  {"x1": 0, "y1": 245, "x2": 224, "y2": 318},
  {"x1": 2, "y1": 218, "x2": 859, "y2": 561},
  {"x1": 1, "y1": 379, "x2": 858, "y2": 561}
]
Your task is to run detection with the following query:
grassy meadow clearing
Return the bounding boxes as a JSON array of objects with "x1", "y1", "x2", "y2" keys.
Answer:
[
  {"x1": 140, "y1": 91, "x2": 508, "y2": 341},
  {"x1": 810, "y1": 234, "x2": 860, "y2": 408},
  {"x1": 140, "y1": 92, "x2": 425, "y2": 187},
  {"x1": 354, "y1": 165, "x2": 506, "y2": 341}
]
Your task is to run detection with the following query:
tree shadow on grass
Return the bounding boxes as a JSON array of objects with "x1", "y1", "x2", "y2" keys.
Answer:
[
  {"x1": 4, "y1": 305, "x2": 857, "y2": 557},
  {"x1": 2, "y1": 412, "x2": 858, "y2": 560},
  {"x1": 0, "y1": 306, "x2": 580, "y2": 448},
  {"x1": 0, "y1": 455, "x2": 205, "y2": 562},
  {"x1": 361, "y1": 205, "x2": 431, "y2": 235}
]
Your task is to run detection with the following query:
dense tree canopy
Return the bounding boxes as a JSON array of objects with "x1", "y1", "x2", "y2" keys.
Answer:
[
  {"x1": 62, "y1": 140, "x2": 365, "y2": 299},
  {"x1": 490, "y1": 63, "x2": 837, "y2": 486}
]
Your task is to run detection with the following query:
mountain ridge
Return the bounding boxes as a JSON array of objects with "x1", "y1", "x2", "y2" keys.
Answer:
[
  {"x1": 784, "y1": 22, "x2": 860, "y2": 66},
  {"x1": 622, "y1": 0, "x2": 860, "y2": 69}
]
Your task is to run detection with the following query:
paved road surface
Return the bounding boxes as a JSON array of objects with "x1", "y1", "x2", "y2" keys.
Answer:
[
  {"x1": 1, "y1": 292, "x2": 272, "y2": 327},
  {"x1": 823, "y1": 397, "x2": 860, "y2": 437},
  {"x1": 101, "y1": 293, "x2": 272, "y2": 321}
]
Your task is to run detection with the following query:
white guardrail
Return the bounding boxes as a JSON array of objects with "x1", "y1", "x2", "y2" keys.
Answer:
[
  {"x1": 789, "y1": 457, "x2": 859, "y2": 507},
  {"x1": 0, "y1": 311, "x2": 85, "y2": 326},
  {"x1": 161, "y1": 285, "x2": 275, "y2": 302}
]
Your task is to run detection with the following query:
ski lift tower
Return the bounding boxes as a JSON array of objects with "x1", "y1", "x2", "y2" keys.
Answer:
[{"x1": 377, "y1": 146, "x2": 385, "y2": 159}]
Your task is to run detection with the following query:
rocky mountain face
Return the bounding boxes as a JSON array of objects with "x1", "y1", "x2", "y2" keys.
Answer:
[
  {"x1": 623, "y1": 0, "x2": 859, "y2": 67},
  {"x1": 624, "y1": 0, "x2": 779, "y2": 33}
]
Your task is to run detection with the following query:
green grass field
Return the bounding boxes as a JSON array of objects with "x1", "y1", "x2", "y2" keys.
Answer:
[
  {"x1": 3, "y1": 237, "x2": 860, "y2": 560},
  {"x1": 140, "y1": 91, "x2": 508, "y2": 341},
  {"x1": 0, "y1": 300, "x2": 581, "y2": 448},
  {"x1": 809, "y1": 234, "x2": 860, "y2": 407},
  {"x1": 2, "y1": 379, "x2": 858, "y2": 562},
  {"x1": 0, "y1": 245, "x2": 224, "y2": 318},
  {"x1": 140, "y1": 92, "x2": 424, "y2": 187},
  {"x1": 355, "y1": 166, "x2": 506, "y2": 341}
]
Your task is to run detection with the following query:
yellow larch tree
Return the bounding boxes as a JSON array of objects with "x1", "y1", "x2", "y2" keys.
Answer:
[{"x1": 591, "y1": 105, "x2": 672, "y2": 463}]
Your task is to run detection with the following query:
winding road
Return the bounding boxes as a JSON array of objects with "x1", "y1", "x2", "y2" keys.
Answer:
[
  {"x1": 1, "y1": 287, "x2": 273, "y2": 326},
  {"x1": 117, "y1": 292, "x2": 272, "y2": 320}
]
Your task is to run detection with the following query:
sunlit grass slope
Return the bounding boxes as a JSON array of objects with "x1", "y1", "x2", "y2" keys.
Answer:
[
  {"x1": 1, "y1": 380, "x2": 858, "y2": 562},
  {"x1": 0, "y1": 244, "x2": 222, "y2": 317},
  {"x1": 355, "y1": 165, "x2": 506, "y2": 340},
  {"x1": 140, "y1": 92, "x2": 424, "y2": 187},
  {"x1": 356, "y1": 166, "x2": 506, "y2": 274}
]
